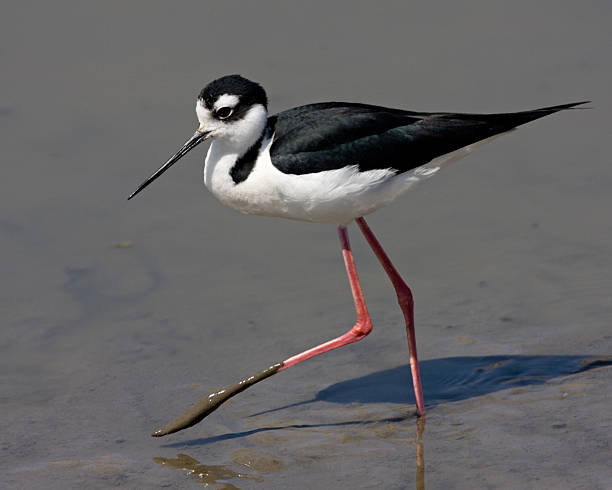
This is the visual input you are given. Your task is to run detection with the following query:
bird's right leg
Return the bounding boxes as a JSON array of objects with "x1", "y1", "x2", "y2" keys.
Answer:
[
  {"x1": 355, "y1": 217, "x2": 426, "y2": 416},
  {"x1": 152, "y1": 224, "x2": 373, "y2": 437}
]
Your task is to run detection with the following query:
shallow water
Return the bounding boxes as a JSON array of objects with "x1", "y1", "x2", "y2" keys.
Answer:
[{"x1": 2, "y1": 1, "x2": 612, "y2": 488}]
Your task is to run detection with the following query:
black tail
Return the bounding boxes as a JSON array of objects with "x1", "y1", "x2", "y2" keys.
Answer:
[
  {"x1": 392, "y1": 100, "x2": 590, "y2": 174},
  {"x1": 480, "y1": 100, "x2": 591, "y2": 128}
]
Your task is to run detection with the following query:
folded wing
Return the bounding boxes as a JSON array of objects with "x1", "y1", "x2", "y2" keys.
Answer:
[{"x1": 269, "y1": 101, "x2": 588, "y2": 175}]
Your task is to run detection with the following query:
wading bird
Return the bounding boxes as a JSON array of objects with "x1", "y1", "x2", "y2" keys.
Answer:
[{"x1": 129, "y1": 74, "x2": 586, "y2": 436}]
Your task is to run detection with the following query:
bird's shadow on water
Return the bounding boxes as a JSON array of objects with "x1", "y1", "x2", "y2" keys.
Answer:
[
  {"x1": 160, "y1": 354, "x2": 611, "y2": 448},
  {"x1": 313, "y1": 354, "x2": 612, "y2": 406}
]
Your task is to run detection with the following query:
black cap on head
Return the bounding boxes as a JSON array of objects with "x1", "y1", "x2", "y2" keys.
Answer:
[{"x1": 198, "y1": 74, "x2": 268, "y2": 110}]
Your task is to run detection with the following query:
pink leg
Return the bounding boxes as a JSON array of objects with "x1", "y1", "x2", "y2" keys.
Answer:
[
  {"x1": 280, "y1": 225, "x2": 373, "y2": 370},
  {"x1": 152, "y1": 225, "x2": 375, "y2": 437},
  {"x1": 356, "y1": 217, "x2": 426, "y2": 416}
]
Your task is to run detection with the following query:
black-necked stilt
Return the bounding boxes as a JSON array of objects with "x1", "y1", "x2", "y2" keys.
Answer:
[{"x1": 129, "y1": 74, "x2": 587, "y2": 436}]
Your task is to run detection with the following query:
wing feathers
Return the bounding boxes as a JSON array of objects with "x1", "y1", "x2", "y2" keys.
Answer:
[{"x1": 269, "y1": 101, "x2": 588, "y2": 175}]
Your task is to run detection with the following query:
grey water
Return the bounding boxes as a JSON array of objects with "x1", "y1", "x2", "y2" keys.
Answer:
[{"x1": 2, "y1": 1, "x2": 612, "y2": 488}]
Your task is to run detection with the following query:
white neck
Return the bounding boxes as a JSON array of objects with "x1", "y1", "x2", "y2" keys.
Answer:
[
  {"x1": 203, "y1": 104, "x2": 268, "y2": 193},
  {"x1": 225, "y1": 104, "x2": 267, "y2": 153}
]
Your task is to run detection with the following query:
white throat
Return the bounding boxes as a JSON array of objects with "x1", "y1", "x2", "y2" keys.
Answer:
[{"x1": 202, "y1": 104, "x2": 269, "y2": 198}]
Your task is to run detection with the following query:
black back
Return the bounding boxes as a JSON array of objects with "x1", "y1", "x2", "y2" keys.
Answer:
[{"x1": 267, "y1": 101, "x2": 586, "y2": 175}]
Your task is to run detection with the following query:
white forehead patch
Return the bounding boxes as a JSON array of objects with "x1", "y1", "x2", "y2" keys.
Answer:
[
  {"x1": 196, "y1": 99, "x2": 212, "y2": 127},
  {"x1": 214, "y1": 94, "x2": 240, "y2": 110}
]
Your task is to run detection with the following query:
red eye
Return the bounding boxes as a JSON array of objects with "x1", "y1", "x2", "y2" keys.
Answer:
[{"x1": 216, "y1": 107, "x2": 233, "y2": 119}]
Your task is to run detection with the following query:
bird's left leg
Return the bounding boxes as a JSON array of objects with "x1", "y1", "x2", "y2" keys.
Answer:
[
  {"x1": 280, "y1": 224, "x2": 373, "y2": 369},
  {"x1": 152, "y1": 224, "x2": 372, "y2": 437}
]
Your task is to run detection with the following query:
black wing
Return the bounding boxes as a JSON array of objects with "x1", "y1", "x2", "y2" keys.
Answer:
[{"x1": 268, "y1": 101, "x2": 588, "y2": 175}]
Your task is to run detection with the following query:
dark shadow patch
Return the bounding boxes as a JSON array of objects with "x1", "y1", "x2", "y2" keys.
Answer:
[
  {"x1": 317, "y1": 355, "x2": 612, "y2": 405},
  {"x1": 159, "y1": 416, "x2": 408, "y2": 448},
  {"x1": 252, "y1": 355, "x2": 612, "y2": 416},
  {"x1": 0, "y1": 106, "x2": 15, "y2": 118}
]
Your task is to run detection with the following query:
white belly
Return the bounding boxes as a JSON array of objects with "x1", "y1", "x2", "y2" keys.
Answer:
[{"x1": 203, "y1": 136, "x2": 446, "y2": 224}]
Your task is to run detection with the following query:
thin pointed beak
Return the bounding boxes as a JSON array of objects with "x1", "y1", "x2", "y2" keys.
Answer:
[{"x1": 128, "y1": 130, "x2": 210, "y2": 200}]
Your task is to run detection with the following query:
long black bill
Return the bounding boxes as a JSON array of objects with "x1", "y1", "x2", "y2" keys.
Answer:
[{"x1": 127, "y1": 130, "x2": 209, "y2": 200}]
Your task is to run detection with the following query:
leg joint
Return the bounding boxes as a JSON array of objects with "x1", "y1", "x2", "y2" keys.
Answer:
[
  {"x1": 397, "y1": 288, "x2": 413, "y2": 308},
  {"x1": 351, "y1": 317, "x2": 373, "y2": 339}
]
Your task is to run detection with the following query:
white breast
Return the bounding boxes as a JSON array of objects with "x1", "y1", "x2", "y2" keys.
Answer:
[{"x1": 203, "y1": 135, "x2": 446, "y2": 224}]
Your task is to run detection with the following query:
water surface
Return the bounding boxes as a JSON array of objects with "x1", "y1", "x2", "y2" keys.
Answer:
[{"x1": 2, "y1": 1, "x2": 611, "y2": 488}]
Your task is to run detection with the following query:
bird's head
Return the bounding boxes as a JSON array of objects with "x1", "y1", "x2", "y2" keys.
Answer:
[
  {"x1": 128, "y1": 74, "x2": 268, "y2": 200},
  {"x1": 196, "y1": 74, "x2": 268, "y2": 146}
]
